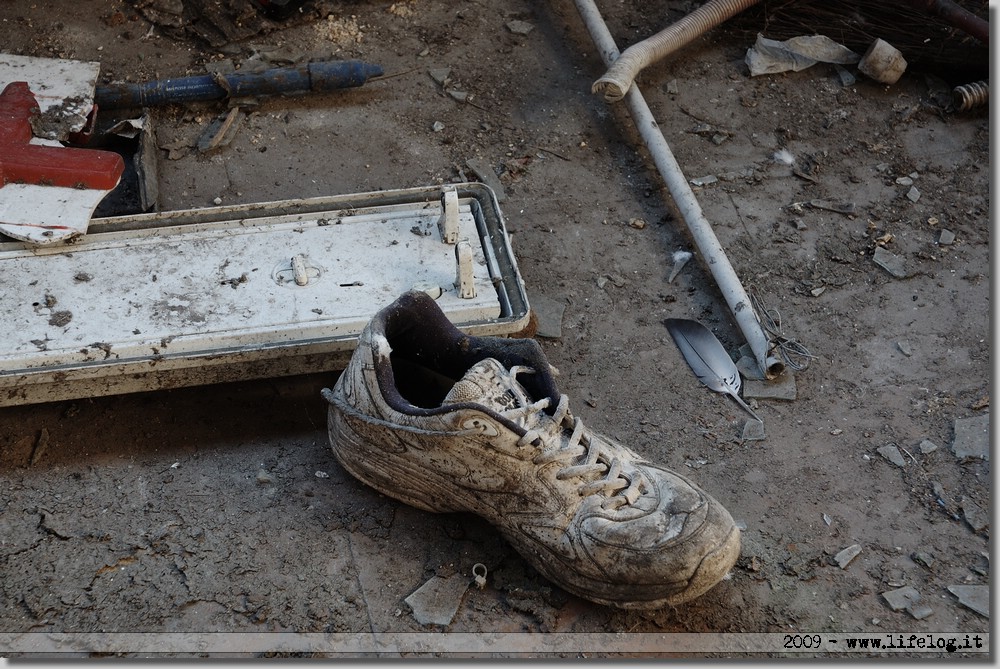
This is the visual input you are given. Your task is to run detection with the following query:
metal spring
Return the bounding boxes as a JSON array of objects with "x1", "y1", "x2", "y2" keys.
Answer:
[{"x1": 953, "y1": 80, "x2": 988, "y2": 112}]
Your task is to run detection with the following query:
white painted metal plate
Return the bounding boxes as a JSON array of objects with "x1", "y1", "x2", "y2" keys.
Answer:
[
  {"x1": 0, "y1": 53, "x2": 100, "y2": 139},
  {"x1": 0, "y1": 183, "x2": 530, "y2": 405}
]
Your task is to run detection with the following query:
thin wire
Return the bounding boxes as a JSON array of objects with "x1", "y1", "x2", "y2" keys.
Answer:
[{"x1": 749, "y1": 288, "x2": 816, "y2": 372}]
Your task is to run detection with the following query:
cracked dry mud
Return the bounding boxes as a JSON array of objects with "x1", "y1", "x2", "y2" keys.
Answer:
[{"x1": 0, "y1": 0, "x2": 990, "y2": 659}]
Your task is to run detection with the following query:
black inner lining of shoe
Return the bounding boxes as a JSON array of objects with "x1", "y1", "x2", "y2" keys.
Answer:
[{"x1": 378, "y1": 291, "x2": 560, "y2": 413}]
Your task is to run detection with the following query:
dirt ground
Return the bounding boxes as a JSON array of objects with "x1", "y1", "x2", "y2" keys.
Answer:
[{"x1": 0, "y1": 0, "x2": 991, "y2": 660}]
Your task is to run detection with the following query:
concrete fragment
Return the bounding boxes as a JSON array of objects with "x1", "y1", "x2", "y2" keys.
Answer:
[
  {"x1": 947, "y1": 585, "x2": 989, "y2": 618},
  {"x1": 908, "y1": 603, "x2": 933, "y2": 620},
  {"x1": 834, "y1": 544, "x2": 862, "y2": 569},
  {"x1": 741, "y1": 419, "x2": 766, "y2": 441},
  {"x1": 530, "y1": 293, "x2": 565, "y2": 339},
  {"x1": 912, "y1": 551, "x2": 935, "y2": 569},
  {"x1": 937, "y1": 229, "x2": 956, "y2": 245},
  {"x1": 877, "y1": 445, "x2": 906, "y2": 468},
  {"x1": 896, "y1": 340, "x2": 912, "y2": 356},
  {"x1": 465, "y1": 157, "x2": 506, "y2": 202},
  {"x1": 744, "y1": 373, "x2": 796, "y2": 400},
  {"x1": 428, "y1": 67, "x2": 451, "y2": 86},
  {"x1": 918, "y1": 439, "x2": 938, "y2": 454},
  {"x1": 736, "y1": 355, "x2": 766, "y2": 381},
  {"x1": 960, "y1": 497, "x2": 989, "y2": 532},
  {"x1": 404, "y1": 573, "x2": 470, "y2": 626},
  {"x1": 690, "y1": 175, "x2": 718, "y2": 187},
  {"x1": 895, "y1": 176, "x2": 913, "y2": 186},
  {"x1": 881, "y1": 586, "x2": 920, "y2": 611},
  {"x1": 951, "y1": 414, "x2": 989, "y2": 460},
  {"x1": 906, "y1": 186, "x2": 921, "y2": 202},
  {"x1": 256, "y1": 469, "x2": 274, "y2": 484},
  {"x1": 505, "y1": 20, "x2": 534, "y2": 35},
  {"x1": 873, "y1": 246, "x2": 908, "y2": 278}
]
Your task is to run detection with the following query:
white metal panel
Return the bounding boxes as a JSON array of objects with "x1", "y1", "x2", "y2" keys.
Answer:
[{"x1": 0, "y1": 184, "x2": 530, "y2": 405}]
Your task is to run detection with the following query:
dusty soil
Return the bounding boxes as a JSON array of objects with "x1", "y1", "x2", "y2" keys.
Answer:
[{"x1": 0, "y1": 0, "x2": 991, "y2": 659}]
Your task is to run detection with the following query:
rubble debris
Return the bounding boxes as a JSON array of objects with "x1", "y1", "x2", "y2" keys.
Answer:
[
  {"x1": 741, "y1": 419, "x2": 766, "y2": 442},
  {"x1": 806, "y1": 199, "x2": 856, "y2": 215},
  {"x1": 896, "y1": 341, "x2": 912, "y2": 356},
  {"x1": 937, "y1": 229, "x2": 956, "y2": 245},
  {"x1": 197, "y1": 107, "x2": 245, "y2": 153},
  {"x1": 906, "y1": 186, "x2": 921, "y2": 202},
  {"x1": 918, "y1": 439, "x2": 938, "y2": 454},
  {"x1": 505, "y1": 20, "x2": 534, "y2": 36},
  {"x1": 872, "y1": 246, "x2": 908, "y2": 278},
  {"x1": 404, "y1": 572, "x2": 471, "y2": 626},
  {"x1": 911, "y1": 551, "x2": 935, "y2": 569},
  {"x1": 959, "y1": 497, "x2": 988, "y2": 533},
  {"x1": 465, "y1": 157, "x2": 506, "y2": 202},
  {"x1": 530, "y1": 293, "x2": 565, "y2": 339},
  {"x1": 743, "y1": 373, "x2": 797, "y2": 400},
  {"x1": 29, "y1": 428, "x2": 49, "y2": 466},
  {"x1": 947, "y1": 585, "x2": 989, "y2": 618},
  {"x1": 428, "y1": 67, "x2": 451, "y2": 86},
  {"x1": 877, "y1": 445, "x2": 906, "y2": 468},
  {"x1": 667, "y1": 250, "x2": 692, "y2": 283},
  {"x1": 951, "y1": 414, "x2": 989, "y2": 460},
  {"x1": 858, "y1": 38, "x2": 908, "y2": 85},
  {"x1": 432, "y1": 121, "x2": 445, "y2": 132},
  {"x1": 834, "y1": 544, "x2": 862, "y2": 569},
  {"x1": 256, "y1": 469, "x2": 274, "y2": 484},
  {"x1": 745, "y1": 33, "x2": 860, "y2": 77},
  {"x1": 881, "y1": 585, "x2": 919, "y2": 611},
  {"x1": 690, "y1": 175, "x2": 718, "y2": 187}
]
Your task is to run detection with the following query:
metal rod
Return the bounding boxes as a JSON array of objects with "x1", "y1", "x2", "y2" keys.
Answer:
[
  {"x1": 573, "y1": 0, "x2": 784, "y2": 379},
  {"x1": 901, "y1": 0, "x2": 989, "y2": 44},
  {"x1": 94, "y1": 60, "x2": 384, "y2": 109}
]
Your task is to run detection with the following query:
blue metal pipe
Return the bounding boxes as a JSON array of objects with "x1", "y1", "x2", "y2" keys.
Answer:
[{"x1": 94, "y1": 60, "x2": 383, "y2": 109}]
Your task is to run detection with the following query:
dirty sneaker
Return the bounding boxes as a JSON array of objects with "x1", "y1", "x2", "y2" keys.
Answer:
[{"x1": 321, "y1": 290, "x2": 740, "y2": 609}]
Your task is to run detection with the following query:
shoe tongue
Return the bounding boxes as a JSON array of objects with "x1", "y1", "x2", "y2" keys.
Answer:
[{"x1": 441, "y1": 358, "x2": 532, "y2": 414}]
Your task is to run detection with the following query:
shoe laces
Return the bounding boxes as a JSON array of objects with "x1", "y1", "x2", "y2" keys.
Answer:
[{"x1": 503, "y1": 366, "x2": 647, "y2": 510}]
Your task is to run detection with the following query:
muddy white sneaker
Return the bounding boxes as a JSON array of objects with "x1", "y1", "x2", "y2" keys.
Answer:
[{"x1": 321, "y1": 291, "x2": 740, "y2": 609}]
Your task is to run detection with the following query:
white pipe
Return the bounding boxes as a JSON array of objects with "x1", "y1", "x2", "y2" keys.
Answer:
[
  {"x1": 592, "y1": 0, "x2": 762, "y2": 102},
  {"x1": 573, "y1": 0, "x2": 783, "y2": 379}
]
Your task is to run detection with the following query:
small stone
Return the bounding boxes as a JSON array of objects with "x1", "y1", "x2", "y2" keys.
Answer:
[
  {"x1": 505, "y1": 20, "x2": 534, "y2": 35},
  {"x1": 448, "y1": 90, "x2": 468, "y2": 103},
  {"x1": 873, "y1": 246, "x2": 908, "y2": 278},
  {"x1": 431, "y1": 121, "x2": 445, "y2": 132},
  {"x1": 744, "y1": 372, "x2": 797, "y2": 400},
  {"x1": 907, "y1": 603, "x2": 933, "y2": 620},
  {"x1": 404, "y1": 573, "x2": 471, "y2": 626},
  {"x1": 665, "y1": 79, "x2": 679, "y2": 94},
  {"x1": 315, "y1": 470, "x2": 330, "y2": 479},
  {"x1": 882, "y1": 585, "x2": 920, "y2": 611},
  {"x1": 960, "y1": 496, "x2": 989, "y2": 532},
  {"x1": 896, "y1": 340, "x2": 912, "y2": 356},
  {"x1": 690, "y1": 175, "x2": 718, "y2": 186},
  {"x1": 256, "y1": 469, "x2": 274, "y2": 484},
  {"x1": 741, "y1": 419, "x2": 766, "y2": 441},
  {"x1": 823, "y1": 513, "x2": 833, "y2": 526},
  {"x1": 530, "y1": 293, "x2": 566, "y2": 339},
  {"x1": 628, "y1": 217, "x2": 647, "y2": 230},
  {"x1": 895, "y1": 176, "x2": 914, "y2": 186},
  {"x1": 428, "y1": 67, "x2": 451, "y2": 85},
  {"x1": 947, "y1": 585, "x2": 989, "y2": 618},
  {"x1": 834, "y1": 544, "x2": 862, "y2": 569},
  {"x1": 937, "y1": 228, "x2": 956, "y2": 245},
  {"x1": 875, "y1": 163, "x2": 891, "y2": 173},
  {"x1": 213, "y1": 196, "x2": 223, "y2": 205},
  {"x1": 877, "y1": 444, "x2": 906, "y2": 467},
  {"x1": 711, "y1": 133, "x2": 728, "y2": 145},
  {"x1": 918, "y1": 439, "x2": 938, "y2": 454},
  {"x1": 906, "y1": 186, "x2": 921, "y2": 202},
  {"x1": 952, "y1": 414, "x2": 989, "y2": 460},
  {"x1": 810, "y1": 286, "x2": 826, "y2": 297},
  {"x1": 912, "y1": 551, "x2": 935, "y2": 569}
]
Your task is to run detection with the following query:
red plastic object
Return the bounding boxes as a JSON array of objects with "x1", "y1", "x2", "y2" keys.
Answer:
[{"x1": 0, "y1": 81, "x2": 124, "y2": 190}]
